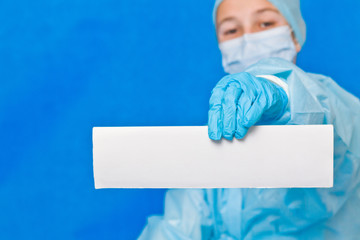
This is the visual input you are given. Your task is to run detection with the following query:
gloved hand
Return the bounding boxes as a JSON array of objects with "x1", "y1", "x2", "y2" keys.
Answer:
[{"x1": 208, "y1": 72, "x2": 288, "y2": 140}]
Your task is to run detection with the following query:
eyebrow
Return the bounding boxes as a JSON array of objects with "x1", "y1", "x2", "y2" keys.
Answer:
[
  {"x1": 217, "y1": 17, "x2": 238, "y2": 29},
  {"x1": 255, "y1": 8, "x2": 280, "y2": 14},
  {"x1": 217, "y1": 8, "x2": 281, "y2": 29}
]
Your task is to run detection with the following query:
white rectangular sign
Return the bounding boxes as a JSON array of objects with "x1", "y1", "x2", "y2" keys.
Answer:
[{"x1": 93, "y1": 125, "x2": 333, "y2": 189}]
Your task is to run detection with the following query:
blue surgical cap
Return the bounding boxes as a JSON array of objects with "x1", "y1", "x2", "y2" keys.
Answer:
[{"x1": 213, "y1": 0, "x2": 306, "y2": 47}]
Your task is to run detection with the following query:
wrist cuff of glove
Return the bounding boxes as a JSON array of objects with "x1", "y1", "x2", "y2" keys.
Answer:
[
  {"x1": 256, "y1": 75, "x2": 289, "y2": 97},
  {"x1": 256, "y1": 74, "x2": 291, "y2": 123}
]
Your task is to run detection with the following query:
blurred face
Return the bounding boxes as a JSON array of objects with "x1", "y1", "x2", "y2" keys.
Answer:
[{"x1": 216, "y1": 0, "x2": 301, "y2": 52}]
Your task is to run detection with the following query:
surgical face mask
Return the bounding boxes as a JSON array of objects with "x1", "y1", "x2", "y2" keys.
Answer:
[{"x1": 219, "y1": 26, "x2": 297, "y2": 74}]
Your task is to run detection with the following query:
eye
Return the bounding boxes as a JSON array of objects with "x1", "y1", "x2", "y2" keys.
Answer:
[
  {"x1": 224, "y1": 28, "x2": 238, "y2": 35},
  {"x1": 260, "y1": 22, "x2": 275, "y2": 28}
]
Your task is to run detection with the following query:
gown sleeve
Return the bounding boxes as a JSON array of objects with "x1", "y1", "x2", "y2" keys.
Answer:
[{"x1": 241, "y1": 57, "x2": 360, "y2": 238}]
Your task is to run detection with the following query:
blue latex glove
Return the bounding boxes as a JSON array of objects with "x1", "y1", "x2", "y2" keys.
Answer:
[{"x1": 208, "y1": 72, "x2": 288, "y2": 140}]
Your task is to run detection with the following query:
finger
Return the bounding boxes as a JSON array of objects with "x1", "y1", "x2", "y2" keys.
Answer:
[
  {"x1": 242, "y1": 92, "x2": 267, "y2": 128},
  {"x1": 235, "y1": 84, "x2": 258, "y2": 139},
  {"x1": 235, "y1": 108, "x2": 249, "y2": 139},
  {"x1": 222, "y1": 81, "x2": 242, "y2": 140},
  {"x1": 208, "y1": 87, "x2": 226, "y2": 140}
]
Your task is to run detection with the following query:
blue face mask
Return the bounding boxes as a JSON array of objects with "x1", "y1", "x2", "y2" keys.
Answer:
[{"x1": 219, "y1": 26, "x2": 297, "y2": 74}]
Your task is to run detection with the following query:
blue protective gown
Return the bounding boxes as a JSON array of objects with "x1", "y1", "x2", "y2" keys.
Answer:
[{"x1": 138, "y1": 58, "x2": 360, "y2": 239}]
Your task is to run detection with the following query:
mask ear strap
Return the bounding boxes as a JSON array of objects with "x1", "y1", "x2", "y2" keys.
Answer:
[
  {"x1": 290, "y1": 28, "x2": 301, "y2": 53},
  {"x1": 289, "y1": 27, "x2": 297, "y2": 42}
]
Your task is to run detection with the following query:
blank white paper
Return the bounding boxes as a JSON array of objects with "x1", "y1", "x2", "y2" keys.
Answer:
[{"x1": 93, "y1": 125, "x2": 333, "y2": 189}]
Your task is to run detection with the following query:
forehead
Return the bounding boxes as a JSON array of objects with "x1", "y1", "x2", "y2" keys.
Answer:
[{"x1": 216, "y1": 0, "x2": 279, "y2": 23}]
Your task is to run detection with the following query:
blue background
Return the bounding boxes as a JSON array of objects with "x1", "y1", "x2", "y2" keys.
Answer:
[{"x1": 0, "y1": 0, "x2": 359, "y2": 239}]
